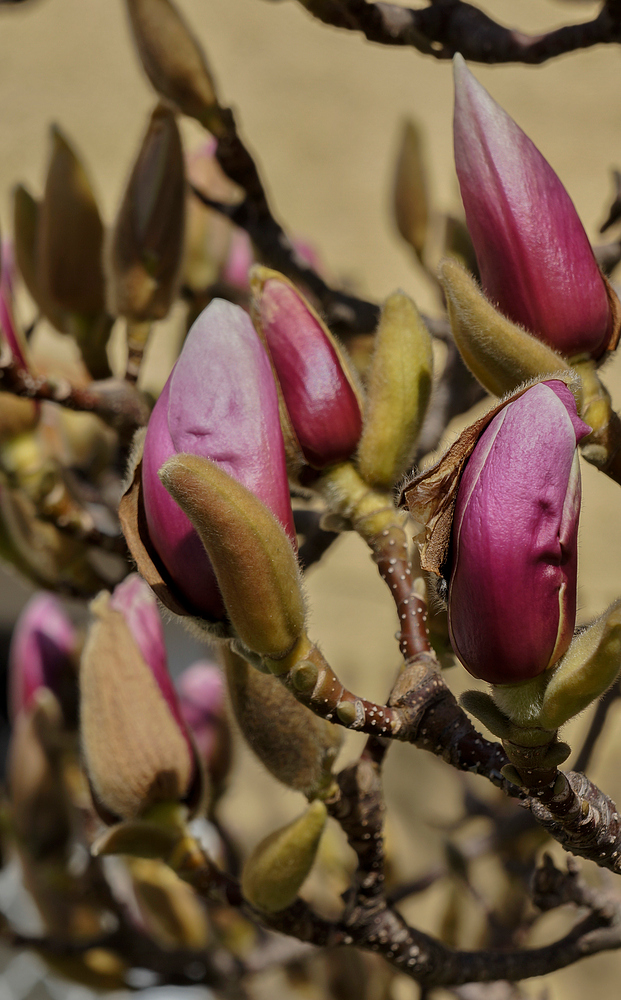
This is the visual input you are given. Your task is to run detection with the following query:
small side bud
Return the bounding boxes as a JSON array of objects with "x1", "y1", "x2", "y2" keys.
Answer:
[
  {"x1": 439, "y1": 259, "x2": 571, "y2": 398},
  {"x1": 241, "y1": 800, "x2": 327, "y2": 913},
  {"x1": 393, "y1": 119, "x2": 429, "y2": 261},
  {"x1": 160, "y1": 454, "x2": 305, "y2": 659},
  {"x1": 539, "y1": 600, "x2": 621, "y2": 729},
  {"x1": 357, "y1": 291, "x2": 433, "y2": 488},
  {"x1": 224, "y1": 648, "x2": 342, "y2": 798},
  {"x1": 109, "y1": 104, "x2": 185, "y2": 323},
  {"x1": 129, "y1": 857, "x2": 210, "y2": 950},
  {"x1": 126, "y1": 0, "x2": 219, "y2": 125}
]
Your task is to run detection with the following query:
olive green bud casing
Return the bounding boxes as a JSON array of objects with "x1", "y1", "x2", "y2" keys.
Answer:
[
  {"x1": 539, "y1": 599, "x2": 621, "y2": 729},
  {"x1": 241, "y1": 800, "x2": 327, "y2": 913},
  {"x1": 224, "y1": 647, "x2": 342, "y2": 798},
  {"x1": 439, "y1": 258, "x2": 571, "y2": 398},
  {"x1": 357, "y1": 291, "x2": 433, "y2": 489},
  {"x1": 159, "y1": 454, "x2": 306, "y2": 660},
  {"x1": 393, "y1": 120, "x2": 429, "y2": 261},
  {"x1": 109, "y1": 104, "x2": 185, "y2": 323},
  {"x1": 128, "y1": 857, "x2": 210, "y2": 950},
  {"x1": 126, "y1": 0, "x2": 219, "y2": 125}
]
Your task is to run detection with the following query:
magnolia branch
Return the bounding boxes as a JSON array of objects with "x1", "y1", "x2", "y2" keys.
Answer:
[
  {"x1": 292, "y1": 0, "x2": 621, "y2": 65},
  {"x1": 0, "y1": 357, "x2": 149, "y2": 443}
]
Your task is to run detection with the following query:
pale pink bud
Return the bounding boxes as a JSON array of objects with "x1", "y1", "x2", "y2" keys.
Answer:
[
  {"x1": 8, "y1": 593, "x2": 77, "y2": 724},
  {"x1": 453, "y1": 55, "x2": 614, "y2": 360},
  {"x1": 252, "y1": 270, "x2": 363, "y2": 468},
  {"x1": 141, "y1": 299, "x2": 294, "y2": 618},
  {"x1": 448, "y1": 380, "x2": 590, "y2": 685},
  {"x1": 178, "y1": 662, "x2": 230, "y2": 786}
]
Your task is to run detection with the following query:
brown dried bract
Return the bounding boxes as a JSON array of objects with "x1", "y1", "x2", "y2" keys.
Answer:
[{"x1": 603, "y1": 274, "x2": 621, "y2": 356}]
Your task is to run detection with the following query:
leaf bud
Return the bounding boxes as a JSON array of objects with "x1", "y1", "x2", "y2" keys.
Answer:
[
  {"x1": 356, "y1": 291, "x2": 433, "y2": 488},
  {"x1": 224, "y1": 647, "x2": 341, "y2": 798},
  {"x1": 539, "y1": 599, "x2": 621, "y2": 729},
  {"x1": 126, "y1": 0, "x2": 219, "y2": 125},
  {"x1": 439, "y1": 258, "x2": 571, "y2": 398},
  {"x1": 160, "y1": 454, "x2": 305, "y2": 660},
  {"x1": 109, "y1": 104, "x2": 185, "y2": 323},
  {"x1": 241, "y1": 800, "x2": 327, "y2": 913}
]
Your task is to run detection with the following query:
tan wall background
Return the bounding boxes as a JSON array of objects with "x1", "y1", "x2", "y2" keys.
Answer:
[{"x1": 2, "y1": 1, "x2": 621, "y2": 998}]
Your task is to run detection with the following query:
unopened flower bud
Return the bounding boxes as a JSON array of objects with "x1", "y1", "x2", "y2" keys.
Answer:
[
  {"x1": 178, "y1": 662, "x2": 231, "y2": 790},
  {"x1": 126, "y1": 0, "x2": 219, "y2": 125},
  {"x1": 251, "y1": 267, "x2": 363, "y2": 470},
  {"x1": 224, "y1": 647, "x2": 341, "y2": 798},
  {"x1": 453, "y1": 54, "x2": 619, "y2": 360},
  {"x1": 36, "y1": 126, "x2": 111, "y2": 378},
  {"x1": 109, "y1": 104, "x2": 185, "y2": 323},
  {"x1": 448, "y1": 381, "x2": 590, "y2": 684},
  {"x1": 134, "y1": 298, "x2": 294, "y2": 621},
  {"x1": 0, "y1": 240, "x2": 30, "y2": 369},
  {"x1": 357, "y1": 291, "x2": 433, "y2": 488},
  {"x1": 241, "y1": 800, "x2": 327, "y2": 913},
  {"x1": 8, "y1": 593, "x2": 77, "y2": 725},
  {"x1": 439, "y1": 258, "x2": 571, "y2": 399},
  {"x1": 80, "y1": 585, "x2": 200, "y2": 822},
  {"x1": 393, "y1": 119, "x2": 429, "y2": 261},
  {"x1": 160, "y1": 454, "x2": 305, "y2": 659},
  {"x1": 539, "y1": 599, "x2": 621, "y2": 729}
]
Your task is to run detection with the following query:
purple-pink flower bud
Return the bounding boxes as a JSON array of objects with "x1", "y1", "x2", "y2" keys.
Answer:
[
  {"x1": 8, "y1": 593, "x2": 77, "y2": 724},
  {"x1": 252, "y1": 271, "x2": 363, "y2": 468},
  {"x1": 141, "y1": 298, "x2": 294, "y2": 618},
  {"x1": 453, "y1": 55, "x2": 615, "y2": 361},
  {"x1": 448, "y1": 380, "x2": 590, "y2": 685}
]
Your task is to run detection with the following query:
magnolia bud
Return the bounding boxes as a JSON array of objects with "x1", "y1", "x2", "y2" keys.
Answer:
[
  {"x1": 109, "y1": 104, "x2": 185, "y2": 323},
  {"x1": 160, "y1": 454, "x2": 305, "y2": 660},
  {"x1": 224, "y1": 647, "x2": 342, "y2": 798},
  {"x1": 137, "y1": 298, "x2": 294, "y2": 621},
  {"x1": 356, "y1": 291, "x2": 433, "y2": 488},
  {"x1": 439, "y1": 258, "x2": 572, "y2": 398},
  {"x1": 80, "y1": 586, "x2": 199, "y2": 822},
  {"x1": 250, "y1": 267, "x2": 363, "y2": 469},
  {"x1": 453, "y1": 54, "x2": 619, "y2": 360},
  {"x1": 36, "y1": 126, "x2": 111, "y2": 378},
  {"x1": 0, "y1": 240, "x2": 30, "y2": 370},
  {"x1": 8, "y1": 593, "x2": 77, "y2": 725},
  {"x1": 448, "y1": 381, "x2": 590, "y2": 684},
  {"x1": 393, "y1": 119, "x2": 429, "y2": 261},
  {"x1": 241, "y1": 800, "x2": 327, "y2": 913},
  {"x1": 126, "y1": 0, "x2": 219, "y2": 125},
  {"x1": 539, "y1": 599, "x2": 621, "y2": 729},
  {"x1": 128, "y1": 857, "x2": 210, "y2": 950}
]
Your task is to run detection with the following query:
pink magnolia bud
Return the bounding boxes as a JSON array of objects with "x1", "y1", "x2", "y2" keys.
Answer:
[
  {"x1": 9, "y1": 593, "x2": 77, "y2": 724},
  {"x1": 453, "y1": 55, "x2": 615, "y2": 361},
  {"x1": 448, "y1": 381, "x2": 590, "y2": 685},
  {"x1": 108, "y1": 573, "x2": 181, "y2": 725},
  {"x1": 141, "y1": 298, "x2": 294, "y2": 618},
  {"x1": 251, "y1": 269, "x2": 363, "y2": 468},
  {"x1": 177, "y1": 662, "x2": 231, "y2": 787},
  {"x1": 0, "y1": 241, "x2": 29, "y2": 370}
]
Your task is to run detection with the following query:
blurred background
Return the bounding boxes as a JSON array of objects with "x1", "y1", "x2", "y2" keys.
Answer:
[{"x1": 2, "y1": 1, "x2": 621, "y2": 997}]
